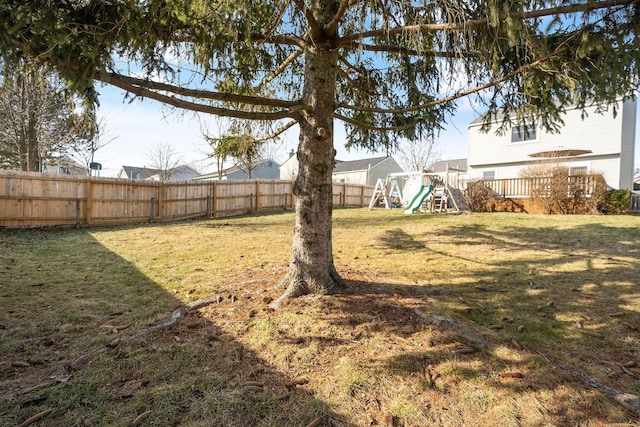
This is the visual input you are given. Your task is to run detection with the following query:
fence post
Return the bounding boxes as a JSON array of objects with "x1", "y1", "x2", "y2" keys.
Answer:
[
  {"x1": 249, "y1": 193, "x2": 253, "y2": 212},
  {"x1": 291, "y1": 182, "x2": 295, "y2": 209},
  {"x1": 150, "y1": 197, "x2": 155, "y2": 223},
  {"x1": 255, "y1": 181, "x2": 260, "y2": 212},
  {"x1": 157, "y1": 183, "x2": 164, "y2": 221},
  {"x1": 206, "y1": 195, "x2": 211, "y2": 217},
  {"x1": 85, "y1": 178, "x2": 92, "y2": 225},
  {"x1": 212, "y1": 182, "x2": 217, "y2": 218},
  {"x1": 75, "y1": 199, "x2": 80, "y2": 229},
  {"x1": 343, "y1": 184, "x2": 347, "y2": 207}
]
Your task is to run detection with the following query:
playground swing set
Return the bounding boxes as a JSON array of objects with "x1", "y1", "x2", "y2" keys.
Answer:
[{"x1": 368, "y1": 171, "x2": 469, "y2": 214}]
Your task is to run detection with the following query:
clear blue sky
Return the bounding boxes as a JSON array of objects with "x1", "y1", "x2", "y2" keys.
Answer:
[{"x1": 95, "y1": 84, "x2": 639, "y2": 177}]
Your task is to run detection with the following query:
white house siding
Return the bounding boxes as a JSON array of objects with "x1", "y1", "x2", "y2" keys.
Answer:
[
  {"x1": 467, "y1": 98, "x2": 637, "y2": 189},
  {"x1": 279, "y1": 155, "x2": 298, "y2": 180},
  {"x1": 333, "y1": 170, "x2": 368, "y2": 185},
  {"x1": 619, "y1": 98, "x2": 637, "y2": 189}
]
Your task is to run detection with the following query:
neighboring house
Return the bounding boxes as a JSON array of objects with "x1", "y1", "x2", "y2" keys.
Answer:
[
  {"x1": 119, "y1": 164, "x2": 200, "y2": 181},
  {"x1": 119, "y1": 165, "x2": 161, "y2": 180},
  {"x1": 281, "y1": 153, "x2": 403, "y2": 186},
  {"x1": 42, "y1": 155, "x2": 87, "y2": 176},
  {"x1": 194, "y1": 159, "x2": 280, "y2": 180},
  {"x1": 279, "y1": 150, "x2": 299, "y2": 180},
  {"x1": 425, "y1": 158, "x2": 468, "y2": 189},
  {"x1": 332, "y1": 156, "x2": 403, "y2": 186},
  {"x1": 147, "y1": 165, "x2": 200, "y2": 181},
  {"x1": 42, "y1": 156, "x2": 88, "y2": 176},
  {"x1": 467, "y1": 98, "x2": 637, "y2": 190}
]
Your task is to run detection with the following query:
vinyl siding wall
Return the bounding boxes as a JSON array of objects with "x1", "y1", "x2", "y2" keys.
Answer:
[
  {"x1": 467, "y1": 99, "x2": 637, "y2": 189},
  {"x1": 369, "y1": 158, "x2": 404, "y2": 186},
  {"x1": 332, "y1": 158, "x2": 404, "y2": 186}
]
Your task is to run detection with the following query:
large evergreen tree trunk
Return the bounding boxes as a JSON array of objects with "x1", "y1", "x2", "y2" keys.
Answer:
[{"x1": 273, "y1": 5, "x2": 348, "y2": 305}]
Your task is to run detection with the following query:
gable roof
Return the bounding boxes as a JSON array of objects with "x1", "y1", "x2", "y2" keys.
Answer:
[
  {"x1": 222, "y1": 158, "x2": 279, "y2": 175},
  {"x1": 120, "y1": 165, "x2": 161, "y2": 179},
  {"x1": 43, "y1": 155, "x2": 86, "y2": 175},
  {"x1": 427, "y1": 158, "x2": 468, "y2": 173},
  {"x1": 332, "y1": 156, "x2": 390, "y2": 173},
  {"x1": 148, "y1": 165, "x2": 200, "y2": 181}
]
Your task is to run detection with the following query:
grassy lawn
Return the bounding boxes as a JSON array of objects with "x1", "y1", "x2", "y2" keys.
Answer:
[{"x1": 1, "y1": 210, "x2": 639, "y2": 426}]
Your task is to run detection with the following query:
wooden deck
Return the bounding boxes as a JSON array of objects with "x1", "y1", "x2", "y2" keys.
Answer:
[{"x1": 476, "y1": 175, "x2": 604, "y2": 199}]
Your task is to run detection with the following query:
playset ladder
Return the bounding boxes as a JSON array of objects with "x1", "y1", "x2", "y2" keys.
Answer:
[{"x1": 368, "y1": 178, "x2": 389, "y2": 209}]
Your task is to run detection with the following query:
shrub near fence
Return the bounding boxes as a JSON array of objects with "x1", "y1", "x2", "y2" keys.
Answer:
[{"x1": 0, "y1": 171, "x2": 373, "y2": 228}]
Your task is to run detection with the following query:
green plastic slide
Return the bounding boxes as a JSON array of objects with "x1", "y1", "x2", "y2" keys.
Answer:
[{"x1": 402, "y1": 184, "x2": 433, "y2": 214}]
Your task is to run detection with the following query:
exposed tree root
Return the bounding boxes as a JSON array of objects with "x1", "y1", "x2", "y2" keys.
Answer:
[
  {"x1": 414, "y1": 308, "x2": 640, "y2": 417},
  {"x1": 270, "y1": 276, "x2": 349, "y2": 309},
  {"x1": 270, "y1": 266, "x2": 350, "y2": 309}
]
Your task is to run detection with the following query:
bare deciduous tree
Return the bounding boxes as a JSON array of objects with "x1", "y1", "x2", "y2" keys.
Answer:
[
  {"x1": 0, "y1": 60, "x2": 94, "y2": 172},
  {"x1": 396, "y1": 137, "x2": 440, "y2": 173},
  {"x1": 67, "y1": 118, "x2": 116, "y2": 175},
  {"x1": 145, "y1": 142, "x2": 182, "y2": 182}
]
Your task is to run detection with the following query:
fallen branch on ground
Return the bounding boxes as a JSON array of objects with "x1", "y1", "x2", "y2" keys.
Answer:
[
  {"x1": 126, "y1": 296, "x2": 219, "y2": 340},
  {"x1": 11, "y1": 297, "x2": 220, "y2": 399},
  {"x1": 17, "y1": 408, "x2": 53, "y2": 427}
]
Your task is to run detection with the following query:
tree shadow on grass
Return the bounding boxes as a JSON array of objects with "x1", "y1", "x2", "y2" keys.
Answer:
[
  {"x1": 315, "y1": 277, "x2": 639, "y2": 424},
  {"x1": 294, "y1": 219, "x2": 640, "y2": 424},
  {"x1": 0, "y1": 229, "x2": 346, "y2": 427}
]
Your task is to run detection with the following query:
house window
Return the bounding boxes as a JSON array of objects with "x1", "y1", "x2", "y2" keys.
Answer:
[
  {"x1": 483, "y1": 170, "x2": 496, "y2": 180},
  {"x1": 511, "y1": 122, "x2": 537, "y2": 143}
]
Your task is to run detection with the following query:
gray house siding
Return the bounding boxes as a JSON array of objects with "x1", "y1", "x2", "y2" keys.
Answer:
[
  {"x1": 224, "y1": 160, "x2": 281, "y2": 180},
  {"x1": 332, "y1": 156, "x2": 404, "y2": 186}
]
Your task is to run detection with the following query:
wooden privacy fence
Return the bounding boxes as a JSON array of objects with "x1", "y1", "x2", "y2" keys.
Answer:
[{"x1": 0, "y1": 171, "x2": 373, "y2": 228}]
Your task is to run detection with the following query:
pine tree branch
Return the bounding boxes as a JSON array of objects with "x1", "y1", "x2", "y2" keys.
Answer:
[
  {"x1": 258, "y1": 50, "x2": 304, "y2": 91},
  {"x1": 103, "y1": 72, "x2": 301, "y2": 110},
  {"x1": 338, "y1": 0, "x2": 635, "y2": 46},
  {"x1": 291, "y1": 0, "x2": 324, "y2": 38},
  {"x1": 262, "y1": 0, "x2": 292, "y2": 41},
  {"x1": 342, "y1": 42, "x2": 472, "y2": 58},
  {"x1": 324, "y1": 0, "x2": 353, "y2": 35},
  {"x1": 254, "y1": 120, "x2": 298, "y2": 142},
  {"x1": 335, "y1": 112, "x2": 418, "y2": 132},
  {"x1": 337, "y1": 42, "x2": 573, "y2": 115},
  {"x1": 248, "y1": 33, "x2": 306, "y2": 48},
  {"x1": 101, "y1": 73, "x2": 305, "y2": 121}
]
